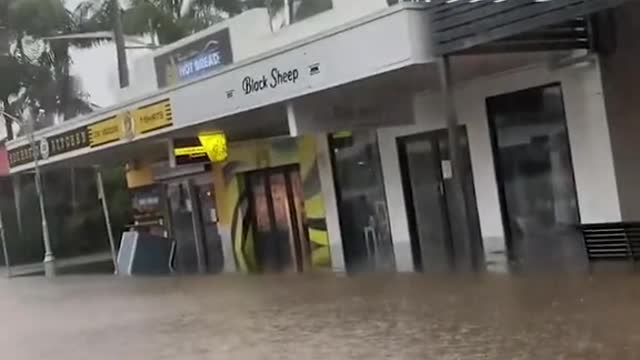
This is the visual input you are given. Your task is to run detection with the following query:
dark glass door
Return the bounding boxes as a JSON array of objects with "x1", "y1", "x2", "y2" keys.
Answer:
[
  {"x1": 245, "y1": 165, "x2": 310, "y2": 273},
  {"x1": 329, "y1": 130, "x2": 395, "y2": 273},
  {"x1": 487, "y1": 84, "x2": 585, "y2": 271},
  {"x1": 166, "y1": 178, "x2": 224, "y2": 274},
  {"x1": 167, "y1": 182, "x2": 201, "y2": 273},
  {"x1": 397, "y1": 127, "x2": 482, "y2": 272},
  {"x1": 194, "y1": 182, "x2": 225, "y2": 273}
]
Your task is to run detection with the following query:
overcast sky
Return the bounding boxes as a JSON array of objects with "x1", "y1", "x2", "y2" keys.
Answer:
[{"x1": 67, "y1": 0, "x2": 149, "y2": 108}]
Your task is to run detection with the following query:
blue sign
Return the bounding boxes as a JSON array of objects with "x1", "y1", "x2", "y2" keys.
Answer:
[
  {"x1": 155, "y1": 28, "x2": 233, "y2": 88},
  {"x1": 177, "y1": 49, "x2": 224, "y2": 81}
]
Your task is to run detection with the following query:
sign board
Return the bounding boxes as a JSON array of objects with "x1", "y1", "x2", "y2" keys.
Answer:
[
  {"x1": 198, "y1": 132, "x2": 227, "y2": 162},
  {"x1": 172, "y1": 133, "x2": 227, "y2": 165},
  {"x1": 8, "y1": 99, "x2": 173, "y2": 168},
  {"x1": 154, "y1": 28, "x2": 233, "y2": 88},
  {"x1": 47, "y1": 127, "x2": 90, "y2": 157},
  {"x1": 9, "y1": 127, "x2": 91, "y2": 167},
  {"x1": 8, "y1": 144, "x2": 34, "y2": 167},
  {"x1": 133, "y1": 99, "x2": 173, "y2": 135},
  {"x1": 173, "y1": 138, "x2": 209, "y2": 166},
  {"x1": 88, "y1": 114, "x2": 126, "y2": 147}
]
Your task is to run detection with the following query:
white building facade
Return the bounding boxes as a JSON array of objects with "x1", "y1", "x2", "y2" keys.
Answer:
[{"x1": 5, "y1": 0, "x2": 633, "y2": 275}]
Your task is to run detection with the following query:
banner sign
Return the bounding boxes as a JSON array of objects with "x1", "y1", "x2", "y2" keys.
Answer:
[
  {"x1": 9, "y1": 99, "x2": 173, "y2": 168},
  {"x1": 8, "y1": 144, "x2": 33, "y2": 167},
  {"x1": 133, "y1": 99, "x2": 173, "y2": 135},
  {"x1": 8, "y1": 126, "x2": 90, "y2": 167},
  {"x1": 48, "y1": 127, "x2": 90, "y2": 156},
  {"x1": 88, "y1": 114, "x2": 126, "y2": 147},
  {"x1": 154, "y1": 28, "x2": 233, "y2": 88}
]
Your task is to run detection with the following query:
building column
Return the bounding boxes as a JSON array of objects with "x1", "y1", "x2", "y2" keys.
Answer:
[
  {"x1": 438, "y1": 56, "x2": 483, "y2": 272},
  {"x1": 316, "y1": 134, "x2": 346, "y2": 273}
]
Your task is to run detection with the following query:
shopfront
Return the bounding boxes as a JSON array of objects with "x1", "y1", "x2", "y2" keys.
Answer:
[
  {"x1": 4, "y1": 1, "x2": 631, "y2": 276},
  {"x1": 378, "y1": 58, "x2": 620, "y2": 273},
  {"x1": 211, "y1": 135, "x2": 332, "y2": 273}
]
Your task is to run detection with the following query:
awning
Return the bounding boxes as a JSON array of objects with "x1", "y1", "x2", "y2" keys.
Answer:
[{"x1": 428, "y1": 0, "x2": 628, "y2": 54}]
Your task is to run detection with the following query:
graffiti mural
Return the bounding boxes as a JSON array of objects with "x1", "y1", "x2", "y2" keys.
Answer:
[{"x1": 212, "y1": 136, "x2": 330, "y2": 273}]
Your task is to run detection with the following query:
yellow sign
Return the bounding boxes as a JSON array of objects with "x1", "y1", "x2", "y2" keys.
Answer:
[
  {"x1": 88, "y1": 115, "x2": 125, "y2": 147},
  {"x1": 133, "y1": 99, "x2": 173, "y2": 135},
  {"x1": 198, "y1": 132, "x2": 228, "y2": 162},
  {"x1": 174, "y1": 146, "x2": 206, "y2": 157}
]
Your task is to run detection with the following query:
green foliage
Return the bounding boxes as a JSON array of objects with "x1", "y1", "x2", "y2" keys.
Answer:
[
  {"x1": 8, "y1": 0, "x2": 70, "y2": 38},
  {"x1": 75, "y1": 0, "x2": 285, "y2": 45},
  {"x1": 2, "y1": 0, "x2": 94, "y2": 127},
  {"x1": 0, "y1": 1, "x2": 132, "y2": 265}
]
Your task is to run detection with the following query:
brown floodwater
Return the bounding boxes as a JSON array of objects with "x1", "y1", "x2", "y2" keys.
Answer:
[{"x1": 0, "y1": 272, "x2": 639, "y2": 359}]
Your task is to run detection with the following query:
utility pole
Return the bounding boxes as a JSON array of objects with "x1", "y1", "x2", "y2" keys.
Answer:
[
  {"x1": 438, "y1": 56, "x2": 482, "y2": 272},
  {"x1": 112, "y1": 0, "x2": 129, "y2": 88},
  {"x1": 29, "y1": 109, "x2": 56, "y2": 277},
  {"x1": 1, "y1": 0, "x2": 13, "y2": 140},
  {"x1": 0, "y1": 208, "x2": 11, "y2": 278},
  {"x1": 95, "y1": 167, "x2": 119, "y2": 274}
]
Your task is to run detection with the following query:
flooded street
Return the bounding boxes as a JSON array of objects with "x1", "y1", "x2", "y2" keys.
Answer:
[{"x1": 1, "y1": 273, "x2": 639, "y2": 359}]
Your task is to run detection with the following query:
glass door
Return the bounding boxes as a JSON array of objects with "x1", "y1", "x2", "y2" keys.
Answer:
[
  {"x1": 329, "y1": 130, "x2": 395, "y2": 273},
  {"x1": 397, "y1": 127, "x2": 482, "y2": 273},
  {"x1": 398, "y1": 135, "x2": 452, "y2": 272},
  {"x1": 167, "y1": 181, "x2": 203, "y2": 273},
  {"x1": 487, "y1": 84, "x2": 585, "y2": 271},
  {"x1": 193, "y1": 182, "x2": 225, "y2": 273},
  {"x1": 166, "y1": 177, "x2": 224, "y2": 274}
]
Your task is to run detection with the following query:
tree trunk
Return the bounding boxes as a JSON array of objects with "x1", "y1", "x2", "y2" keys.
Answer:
[{"x1": 2, "y1": 99, "x2": 13, "y2": 140}]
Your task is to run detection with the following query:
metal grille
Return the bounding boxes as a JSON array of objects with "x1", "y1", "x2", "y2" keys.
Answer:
[
  {"x1": 581, "y1": 222, "x2": 640, "y2": 265},
  {"x1": 411, "y1": 0, "x2": 627, "y2": 55}
]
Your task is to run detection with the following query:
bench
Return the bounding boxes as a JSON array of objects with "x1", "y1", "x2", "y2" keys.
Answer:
[{"x1": 580, "y1": 222, "x2": 640, "y2": 269}]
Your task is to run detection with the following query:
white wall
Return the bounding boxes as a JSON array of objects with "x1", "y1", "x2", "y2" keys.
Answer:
[
  {"x1": 599, "y1": 0, "x2": 640, "y2": 221},
  {"x1": 378, "y1": 59, "x2": 620, "y2": 272},
  {"x1": 122, "y1": 0, "x2": 391, "y2": 100}
]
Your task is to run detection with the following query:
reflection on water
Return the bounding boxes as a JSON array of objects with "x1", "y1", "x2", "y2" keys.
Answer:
[{"x1": 1, "y1": 273, "x2": 640, "y2": 359}]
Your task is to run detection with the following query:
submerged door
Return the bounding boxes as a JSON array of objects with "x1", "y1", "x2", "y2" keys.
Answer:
[
  {"x1": 166, "y1": 178, "x2": 224, "y2": 274},
  {"x1": 245, "y1": 166, "x2": 310, "y2": 273},
  {"x1": 329, "y1": 130, "x2": 395, "y2": 273},
  {"x1": 397, "y1": 127, "x2": 482, "y2": 272},
  {"x1": 487, "y1": 84, "x2": 585, "y2": 271}
]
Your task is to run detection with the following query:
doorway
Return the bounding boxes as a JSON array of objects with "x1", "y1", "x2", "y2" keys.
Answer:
[
  {"x1": 397, "y1": 127, "x2": 483, "y2": 272},
  {"x1": 486, "y1": 84, "x2": 585, "y2": 271},
  {"x1": 245, "y1": 165, "x2": 311, "y2": 273},
  {"x1": 166, "y1": 177, "x2": 224, "y2": 274},
  {"x1": 329, "y1": 130, "x2": 395, "y2": 273}
]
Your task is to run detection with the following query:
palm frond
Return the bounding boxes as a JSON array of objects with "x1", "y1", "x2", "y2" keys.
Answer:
[{"x1": 8, "y1": 0, "x2": 70, "y2": 37}]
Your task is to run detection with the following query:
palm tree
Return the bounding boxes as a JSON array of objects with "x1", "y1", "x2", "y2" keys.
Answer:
[
  {"x1": 2, "y1": 0, "x2": 94, "y2": 136},
  {"x1": 0, "y1": 0, "x2": 107, "y2": 265},
  {"x1": 72, "y1": 0, "x2": 287, "y2": 46}
]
